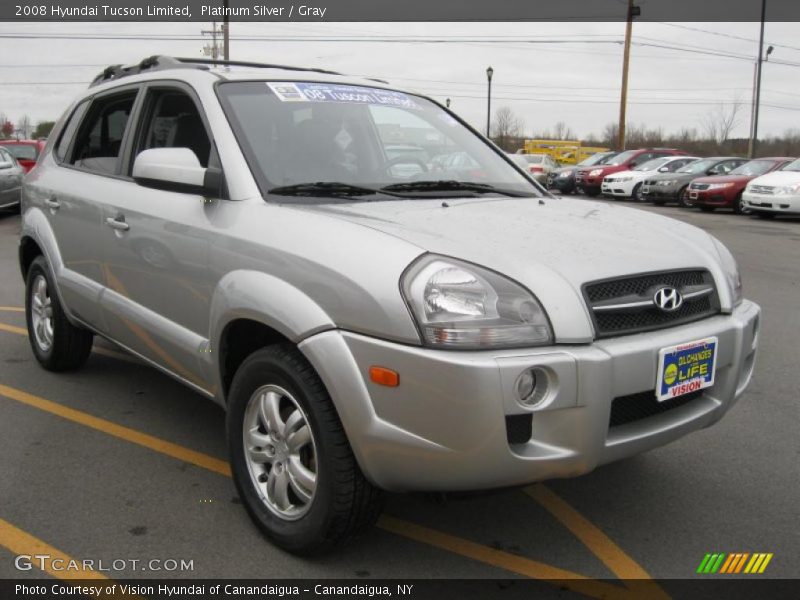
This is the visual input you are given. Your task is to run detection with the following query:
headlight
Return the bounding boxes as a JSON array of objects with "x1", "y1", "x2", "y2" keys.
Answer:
[
  {"x1": 775, "y1": 183, "x2": 800, "y2": 195},
  {"x1": 619, "y1": 176, "x2": 633, "y2": 182},
  {"x1": 711, "y1": 237, "x2": 742, "y2": 307},
  {"x1": 401, "y1": 256, "x2": 553, "y2": 349},
  {"x1": 707, "y1": 182, "x2": 734, "y2": 190},
  {"x1": 558, "y1": 171, "x2": 571, "y2": 178},
  {"x1": 588, "y1": 169, "x2": 603, "y2": 177}
]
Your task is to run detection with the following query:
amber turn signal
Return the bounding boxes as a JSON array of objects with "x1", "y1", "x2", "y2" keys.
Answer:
[{"x1": 369, "y1": 366, "x2": 400, "y2": 387}]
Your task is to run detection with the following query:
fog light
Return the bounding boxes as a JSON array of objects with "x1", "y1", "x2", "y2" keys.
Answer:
[{"x1": 515, "y1": 368, "x2": 548, "y2": 407}]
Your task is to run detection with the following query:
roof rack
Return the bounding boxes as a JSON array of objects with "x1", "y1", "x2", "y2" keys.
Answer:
[{"x1": 89, "y1": 55, "x2": 344, "y2": 88}]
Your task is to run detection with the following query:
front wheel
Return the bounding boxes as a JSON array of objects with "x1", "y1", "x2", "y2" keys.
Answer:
[
  {"x1": 733, "y1": 193, "x2": 745, "y2": 214},
  {"x1": 227, "y1": 344, "x2": 383, "y2": 555},
  {"x1": 25, "y1": 256, "x2": 93, "y2": 371},
  {"x1": 677, "y1": 186, "x2": 690, "y2": 208},
  {"x1": 632, "y1": 183, "x2": 643, "y2": 202}
]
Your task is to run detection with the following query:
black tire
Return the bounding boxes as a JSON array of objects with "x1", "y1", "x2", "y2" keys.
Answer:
[
  {"x1": 584, "y1": 189, "x2": 600, "y2": 197},
  {"x1": 632, "y1": 183, "x2": 643, "y2": 202},
  {"x1": 733, "y1": 192, "x2": 745, "y2": 215},
  {"x1": 227, "y1": 343, "x2": 383, "y2": 555},
  {"x1": 651, "y1": 199, "x2": 666, "y2": 206},
  {"x1": 677, "y1": 186, "x2": 690, "y2": 208},
  {"x1": 25, "y1": 256, "x2": 93, "y2": 371}
]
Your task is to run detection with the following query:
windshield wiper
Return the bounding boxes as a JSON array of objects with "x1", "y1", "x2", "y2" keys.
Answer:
[
  {"x1": 268, "y1": 182, "x2": 385, "y2": 198},
  {"x1": 380, "y1": 180, "x2": 529, "y2": 197}
]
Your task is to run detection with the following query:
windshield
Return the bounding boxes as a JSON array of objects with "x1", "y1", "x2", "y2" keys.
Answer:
[
  {"x1": 217, "y1": 81, "x2": 540, "y2": 200},
  {"x1": 731, "y1": 160, "x2": 777, "y2": 177},
  {"x1": 633, "y1": 157, "x2": 671, "y2": 172},
  {"x1": 2, "y1": 144, "x2": 38, "y2": 160},
  {"x1": 677, "y1": 158, "x2": 718, "y2": 174},
  {"x1": 606, "y1": 150, "x2": 638, "y2": 165},
  {"x1": 781, "y1": 158, "x2": 800, "y2": 172},
  {"x1": 577, "y1": 152, "x2": 617, "y2": 167},
  {"x1": 524, "y1": 155, "x2": 544, "y2": 164}
]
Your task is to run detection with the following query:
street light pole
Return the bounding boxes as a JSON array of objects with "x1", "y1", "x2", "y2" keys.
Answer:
[
  {"x1": 223, "y1": 0, "x2": 230, "y2": 60},
  {"x1": 486, "y1": 66, "x2": 493, "y2": 138}
]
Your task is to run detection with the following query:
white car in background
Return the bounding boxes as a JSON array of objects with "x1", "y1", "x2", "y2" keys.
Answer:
[
  {"x1": 602, "y1": 156, "x2": 699, "y2": 201},
  {"x1": 742, "y1": 157, "x2": 800, "y2": 218},
  {"x1": 508, "y1": 153, "x2": 559, "y2": 184}
]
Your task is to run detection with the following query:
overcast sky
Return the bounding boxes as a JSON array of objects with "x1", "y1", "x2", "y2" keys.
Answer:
[{"x1": 2, "y1": 21, "x2": 799, "y2": 140}]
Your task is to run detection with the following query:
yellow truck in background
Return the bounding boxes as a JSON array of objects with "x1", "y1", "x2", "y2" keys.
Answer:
[{"x1": 522, "y1": 140, "x2": 610, "y2": 165}]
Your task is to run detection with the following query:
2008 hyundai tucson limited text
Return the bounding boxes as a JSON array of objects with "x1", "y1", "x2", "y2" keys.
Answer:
[{"x1": 19, "y1": 56, "x2": 760, "y2": 554}]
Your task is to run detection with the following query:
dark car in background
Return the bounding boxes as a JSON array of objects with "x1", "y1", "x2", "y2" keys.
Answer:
[
  {"x1": 688, "y1": 157, "x2": 795, "y2": 213},
  {"x1": 575, "y1": 148, "x2": 686, "y2": 196},
  {"x1": 0, "y1": 140, "x2": 46, "y2": 174},
  {"x1": 641, "y1": 157, "x2": 747, "y2": 207},
  {"x1": 0, "y1": 146, "x2": 24, "y2": 211},
  {"x1": 548, "y1": 151, "x2": 618, "y2": 194}
]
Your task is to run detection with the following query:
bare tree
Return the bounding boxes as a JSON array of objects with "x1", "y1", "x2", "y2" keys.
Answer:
[
  {"x1": 492, "y1": 106, "x2": 525, "y2": 151},
  {"x1": 552, "y1": 121, "x2": 576, "y2": 141},
  {"x1": 17, "y1": 114, "x2": 33, "y2": 139},
  {"x1": 601, "y1": 122, "x2": 619, "y2": 148},
  {"x1": 701, "y1": 95, "x2": 743, "y2": 145}
]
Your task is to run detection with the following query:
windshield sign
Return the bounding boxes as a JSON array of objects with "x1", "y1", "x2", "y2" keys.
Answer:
[{"x1": 267, "y1": 82, "x2": 420, "y2": 109}]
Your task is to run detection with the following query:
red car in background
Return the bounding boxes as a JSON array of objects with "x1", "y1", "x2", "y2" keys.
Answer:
[
  {"x1": 575, "y1": 148, "x2": 686, "y2": 196},
  {"x1": 0, "y1": 140, "x2": 46, "y2": 174},
  {"x1": 687, "y1": 157, "x2": 795, "y2": 213}
]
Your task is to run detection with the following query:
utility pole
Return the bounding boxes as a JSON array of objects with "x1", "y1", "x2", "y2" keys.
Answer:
[
  {"x1": 201, "y1": 21, "x2": 225, "y2": 63},
  {"x1": 617, "y1": 0, "x2": 639, "y2": 150},
  {"x1": 486, "y1": 66, "x2": 494, "y2": 138},
  {"x1": 750, "y1": 0, "x2": 769, "y2": 158},
  {"x1": 223, "y1": 0, "x2": 230, "y2": 60}
]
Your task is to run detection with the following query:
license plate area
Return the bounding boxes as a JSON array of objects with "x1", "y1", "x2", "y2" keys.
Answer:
[
  {"x1": 655, "y1": 337, "x2": 718, "y2": 401},
  {"x1": 689, "y1": 191, "x2": 698, "y2": 199}
]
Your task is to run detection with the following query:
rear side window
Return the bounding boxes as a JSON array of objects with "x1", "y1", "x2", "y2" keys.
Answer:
[
  {"x1": 54, "y1": 101, "x2": 89, "y2": 162},
  {"x1": 70, "y1": 91, "x2": 137, "y2": 175}
]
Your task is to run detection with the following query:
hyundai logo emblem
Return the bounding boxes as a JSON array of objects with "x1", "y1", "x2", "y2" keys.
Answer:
[{"x1": 653, "y1": 286, "x2": 683, "y2": 312}]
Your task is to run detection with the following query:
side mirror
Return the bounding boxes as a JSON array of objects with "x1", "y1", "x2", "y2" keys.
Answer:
[
  {"x1": 658, "y1": 166, "x2": 669, "y2": 172},
  {"x1": 132, "y1": 148, "x2": 222, "y2": 196}
]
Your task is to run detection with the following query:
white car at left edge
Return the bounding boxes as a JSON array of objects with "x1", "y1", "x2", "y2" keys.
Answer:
[{"x1": 602, "y1": 156, "x2": 699, "y2": 201}]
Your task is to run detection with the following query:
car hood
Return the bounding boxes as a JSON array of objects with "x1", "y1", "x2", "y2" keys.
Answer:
[
  {"x1": 578, "y1": 165, "x2": 624, "y2": 175},
  {"x1": 298, "y1": 196, "x2": 726, "y2": 342},
  {"x1": 746, "y1": 171, "x2": 800, "y2": 186}
]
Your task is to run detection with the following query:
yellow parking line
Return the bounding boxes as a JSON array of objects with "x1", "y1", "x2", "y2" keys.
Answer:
[
  {"x1": 0, "y1": 517, "x2": 109, "y2": 580},
  {"x1": 0, "y1": 378, "x2": 661, "y2": 597},
  {"x1": 0, "y1": 322, "x2": 27, "y2": 336},
  {"x1": 0, "y1": 383, "x2": 231, "y2": 477},
  {"x1": 377, "y1": 516, "x2": 637, "y2": 600},
  {"x1": 525, "y1": 485, "x2": 670, "y2": 599},
  {"x1": 0, "y1": 306, "x2": 24, "y2": 312},
  {"x1": 0, "y1": 319, "x2": 140, "y2": 365}
]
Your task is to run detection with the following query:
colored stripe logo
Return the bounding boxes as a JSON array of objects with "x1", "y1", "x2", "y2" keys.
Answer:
[{"x1": 697, "y1": 553, "x2": 773, "y2": 574}]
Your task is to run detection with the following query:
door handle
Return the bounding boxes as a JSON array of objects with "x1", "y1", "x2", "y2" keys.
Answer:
[
  {"x1": 105, "y1": 216, "x2": 130, "y2": 232},
  {"x1": 44, "y1": 197, "x2": 61, "y2": 210}
]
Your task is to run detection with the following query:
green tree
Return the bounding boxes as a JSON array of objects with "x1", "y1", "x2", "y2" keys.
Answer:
[{"x1": 33, "y1": 121, "x2": 56, "y2": 139}]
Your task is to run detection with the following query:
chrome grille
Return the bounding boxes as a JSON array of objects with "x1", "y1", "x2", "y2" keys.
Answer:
[
  {"x1": 749, "y1": 185, "x2": 774, "y2": 195},
  {"x1": 583, "y1": 270, "x2": 720, "y2": 338}
]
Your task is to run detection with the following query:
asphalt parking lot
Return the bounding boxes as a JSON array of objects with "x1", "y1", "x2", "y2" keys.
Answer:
[{"x1": 0, "y1": 198, "x2": 797, "y2": 596}]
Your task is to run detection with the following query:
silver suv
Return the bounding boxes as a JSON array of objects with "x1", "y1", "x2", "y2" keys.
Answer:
[{"x1": 20, "y1": 56, "x2": 760, "y2": 554}]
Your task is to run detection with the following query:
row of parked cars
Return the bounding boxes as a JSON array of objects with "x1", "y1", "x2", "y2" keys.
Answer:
[
  {"x1": 0, "y1": 139, "x2": 46, "y2": 211},
  {"x1": 546, "y1": 147, "x2": 800, "y2": 218}
]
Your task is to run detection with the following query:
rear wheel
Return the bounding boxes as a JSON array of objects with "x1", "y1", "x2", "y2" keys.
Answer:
[
  {"x1": 227, "y1": 344, "x2": 383, "y2": 555},
  {"x1": 25, "y1": 256, "x2": 93, "y2": 371}
]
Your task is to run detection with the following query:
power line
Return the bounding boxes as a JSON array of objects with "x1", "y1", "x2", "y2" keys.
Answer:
[{"x1": 657, "y1": 22, "x2": 800, "y2": 54}]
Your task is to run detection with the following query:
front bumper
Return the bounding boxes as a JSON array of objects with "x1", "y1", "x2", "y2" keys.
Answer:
[
  {"x1": 300, "y1": 300, "x2": 760, "y2": 492},
  {"x1": 688, "y1": 188, "x2": 737, "y2": 207},
  {"x1": 549, "y1": 174, "x2": 575, "y2": 192},
  {"x1": 743, "y1": 191, "x2": 800, "y2": 214},
  {"x1": 601, "y1": 180, "x2": 635, "y2": 197},
  {"x1": 641, "y1": 184, "x2": 680, "y2": 201}
]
